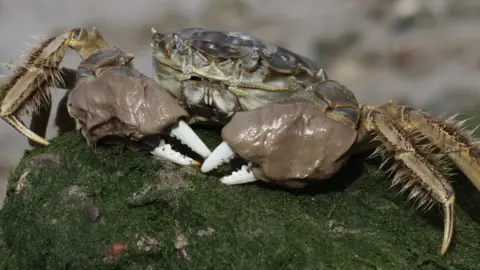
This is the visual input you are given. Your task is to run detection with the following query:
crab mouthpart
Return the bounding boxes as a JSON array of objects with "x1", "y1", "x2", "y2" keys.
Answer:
[
  {"x1": 151, "y1": 139, "x2": 201, "y2": 167},
  {"x1": 201, "y1": 141, "x2": 236, "y2": 172},
  {"x1": 169, "y1": 120, "x2": 211, "y2": 158},
  {"x1": 221, "y1": 163, "x2": 258, "y2": 185},
  {"x1": 3, "y1": 115, "x2": 49, "y2": 146}
]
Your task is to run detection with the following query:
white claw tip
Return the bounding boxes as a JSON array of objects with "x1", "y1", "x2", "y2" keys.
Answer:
[
  {"x1": 151, "y1": 140, "x2": 200, "y2": 167},
  {"x1": 169, "y1": 120, "x2": 211, "y2": 158},
  {"x1": 221, "y1": 165, "x2": 258, "y2": 185},
  {"x1": 151, "y1": 27, "x2": 157, "y2": 34},
  {"x1": 201, "y1": 141, "x2": 236, "y2": 173}
]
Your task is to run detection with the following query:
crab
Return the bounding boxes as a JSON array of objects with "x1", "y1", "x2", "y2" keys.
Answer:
[{"x1": 1, "y1": 27, "x2": 480, "y2": 256}]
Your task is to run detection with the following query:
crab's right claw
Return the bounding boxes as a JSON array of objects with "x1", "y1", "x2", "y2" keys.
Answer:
[{"x1": 202, "y1": 94, "x2": 359, "y2": 187}]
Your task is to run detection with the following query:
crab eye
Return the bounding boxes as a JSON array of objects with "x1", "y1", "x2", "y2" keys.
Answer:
[
  {"x1": 72, "y1": 28, "x2": 82, "y2": 40},
  {"x1": 165, "y1": 42, "x2": 175, "y2": 56}
]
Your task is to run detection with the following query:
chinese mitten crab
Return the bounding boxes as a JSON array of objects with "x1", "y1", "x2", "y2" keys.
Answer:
[{"x1": 1, "y1": 27, "x2": 480, "y2": 256}]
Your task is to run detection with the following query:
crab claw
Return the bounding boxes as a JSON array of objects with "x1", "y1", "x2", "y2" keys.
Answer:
[
  {"x1": 66, "y1": 48, "x2": 211, "y2": 167},
  {"x1": 201, "y1": 142, "x2": 257, "y2": 184},
  {"x1": 220, "y1": 163, "x2": 258, "y2": 185},
  {"x1": 151, "y1": 139, "x2": 201, "y2": 167},
  {"x1": 202, "y1": 100, "x2": 358, "y2": 186},
  {"x1": 169, "y1": 120, "x2": 211, "y2": 158},
  {"x1": 201, "y1": 141, "x2": 235, "y2": 172}
]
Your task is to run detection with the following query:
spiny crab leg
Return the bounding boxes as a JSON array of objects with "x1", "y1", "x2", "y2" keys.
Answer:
[
  {"x1": 201, "y1": 141, "x2": 258, "y2": 184},
  {"x1": 0, "y1": 31, "x2": 75, "y2": 145},
  {"x1": 362, "y1": 103, "x2": 458, "y2": 256},
  {"x1": 0, "y1": 27, "x2": 109, "y2": 146},
  {"x1": 169, "y1": 120, "x2": 212, "y2": 158},
  {"x1": 403, "y1": 109, "x2": 480, "y2": 191},
  {"x1": 3, "y1": 115, "x2": 49, "y2": 145}
]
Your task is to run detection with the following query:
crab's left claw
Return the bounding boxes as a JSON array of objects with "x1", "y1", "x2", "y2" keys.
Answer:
[
  {"x1": 201, "y1": 101, "x2": 358, "y2": 186},
  {"x1": 67, "y1": 48, "x2": 211, "y2": 167}
]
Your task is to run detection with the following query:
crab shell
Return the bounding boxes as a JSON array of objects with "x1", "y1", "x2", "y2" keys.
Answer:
[{"x1": 150, "y1": 28, "x2": 328, "y2": 123}]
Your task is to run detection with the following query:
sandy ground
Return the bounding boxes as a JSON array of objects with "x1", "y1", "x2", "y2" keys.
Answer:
[{"x1": 1, "y1": 0, "x2": 480, "y2": 208}]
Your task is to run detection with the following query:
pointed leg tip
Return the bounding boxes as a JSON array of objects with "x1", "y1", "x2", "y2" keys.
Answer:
[
  {"x1": 440, "y1": 196, "x2": 455, "y2": 257},
  {"x1": 29, "y1": 138, "x2": 50, "y2": 147},
  {"x1": 3, "y1": 115, "x2": 50, "y2": 146},
  {"x1": 440, "y1": 246, "x2": 448, "y2": 256}
]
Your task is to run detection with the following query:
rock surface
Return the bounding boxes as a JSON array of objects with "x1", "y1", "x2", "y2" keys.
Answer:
[{"x1": 1, "y1": 129, "x2": 480, "y2": 269}]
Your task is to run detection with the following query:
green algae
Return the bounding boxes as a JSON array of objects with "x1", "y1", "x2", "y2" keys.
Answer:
[{"x1": 0, "y1": 128, "x2": 479, "y2": 270}]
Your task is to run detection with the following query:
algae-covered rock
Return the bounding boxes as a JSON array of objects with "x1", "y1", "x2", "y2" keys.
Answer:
[{"x1": 1, "y1": 128, "x2": 480, "y2": 269}]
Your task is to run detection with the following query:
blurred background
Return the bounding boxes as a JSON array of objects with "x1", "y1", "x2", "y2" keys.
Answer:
[{"x1": 1, "y1": 0, "x2": 480, "y2": 208}]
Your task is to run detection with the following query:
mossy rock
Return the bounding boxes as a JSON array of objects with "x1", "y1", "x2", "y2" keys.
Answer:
[{"x1": 1, "y1": 128, "x2": 480, "y2": 270}]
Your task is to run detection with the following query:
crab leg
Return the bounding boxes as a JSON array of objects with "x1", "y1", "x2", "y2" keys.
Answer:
[
  {"x1": 402, "y1": 108, "x2": 480, "y2": 191},
  {"x1": 27, "y1": 67, "x2": 78, "y2": 147},
  {"x1": 1, "y1": 27, "x2": 110, "y2": 146},
  {"x1": 365, "y1": 106, "x2": 455, "y2": 256},
  {"x1": 0, "y1": 31, "x2": 76, "y2": 145},
  {"x1": 28, "y1": 90, "x2": 52, "y2": 146}
]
